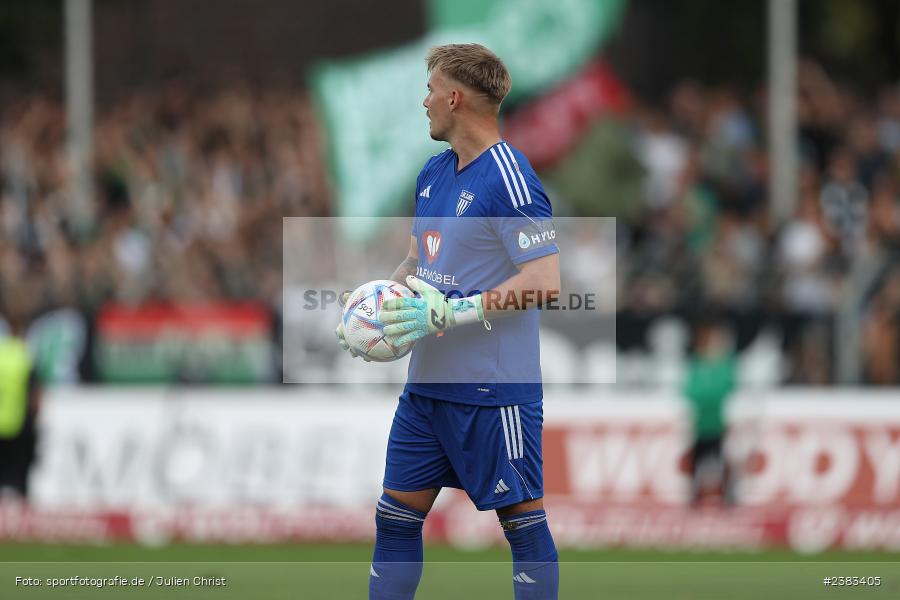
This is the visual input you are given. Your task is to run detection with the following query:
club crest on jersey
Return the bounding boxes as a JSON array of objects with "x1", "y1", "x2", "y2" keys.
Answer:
[
  {"x1": 456, "y1": 189, "x2": 475, "y2": 217},
  {"x1": 423, "y1": 230, "x2": 442, "y2": 264}
]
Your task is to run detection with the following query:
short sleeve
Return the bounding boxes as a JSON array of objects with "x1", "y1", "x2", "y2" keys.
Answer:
[
  {"x1": 411, "y1": 159, "x2": 431, "y2": 238},
  {"x1": 411, "y1": 150, "x2": 448, "y2": 238},
  {"x1": 487, "y1": 145, "x2": 559, "y2": 265}
]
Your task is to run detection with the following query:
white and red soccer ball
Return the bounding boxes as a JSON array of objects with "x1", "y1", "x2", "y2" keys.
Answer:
[{"x1": 342, "y1": 279, "x2": 416, "y2": 362}]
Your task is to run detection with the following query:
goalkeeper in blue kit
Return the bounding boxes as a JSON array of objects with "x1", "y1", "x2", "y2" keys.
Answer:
[{"x1": 336, "y1": 44, "x2": 561, "y2": 599}]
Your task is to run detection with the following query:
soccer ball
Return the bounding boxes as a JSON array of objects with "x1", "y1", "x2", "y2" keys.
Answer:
[{"x1": 342, "y1": 279, "x2": 416, "y2": 362}]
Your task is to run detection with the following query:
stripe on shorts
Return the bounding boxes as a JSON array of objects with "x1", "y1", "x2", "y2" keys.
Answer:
[
  {"x1": 514, "y1": 405, "x2": 524, "y2": 460},
  {"x1": 500, "y1": 406, "x2": 523, "y2": 460},
  {"x1": 500, "y1": 406, "x2": 513, "y2": 459}
]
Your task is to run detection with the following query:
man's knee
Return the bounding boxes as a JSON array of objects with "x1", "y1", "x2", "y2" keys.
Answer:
[
  {"x1": 383, "y1": 487, "x2": 440, "y2": 514},
  {"x1": 496, "y1": 497, "x2": 544, "y2": 519},
  {"x1": 375, "y1": 492, "x2": 429, "y2": 534}
]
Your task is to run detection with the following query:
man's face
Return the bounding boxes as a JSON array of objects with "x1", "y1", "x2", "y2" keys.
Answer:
[{"x1": 423, "y1": 70, "x2": 453, "y2": 141}]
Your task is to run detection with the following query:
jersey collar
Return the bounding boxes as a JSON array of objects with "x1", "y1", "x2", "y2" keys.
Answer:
[{"x1": 454, "y1": 140, "x2": 506, "y2": 176}]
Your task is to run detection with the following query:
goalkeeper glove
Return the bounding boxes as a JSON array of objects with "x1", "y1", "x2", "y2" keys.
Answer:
[
  {"x1": 335, "y1": 290, "x2": 370, "y2": 361},
  {"x1": 381, "y1": 276, "x2": 484, "y2": 346}
]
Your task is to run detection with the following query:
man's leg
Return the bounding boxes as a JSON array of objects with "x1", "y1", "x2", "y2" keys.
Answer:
[
  {"x1": 497, "y1": 499, "x2": 559, "y2": 599},
  {"x1": 429, "y1": 398, "x2": 556, "y2": 598},
  {"x1": 689, "y1": 438, "x2": 703, "y2": 505},
  {"x1": 369, "y1": 487, "x2": 440, "y2": 600}
]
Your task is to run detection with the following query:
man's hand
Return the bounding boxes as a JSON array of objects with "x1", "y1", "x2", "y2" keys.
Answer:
[
  {"x1": 381, "y1": 276, "x2": 483, "y2": 346},
  {"x1": 335, "y1": 290, "x2": 370, "y2": 361}
]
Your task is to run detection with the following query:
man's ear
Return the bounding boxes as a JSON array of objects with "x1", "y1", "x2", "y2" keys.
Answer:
[{"x1": 449, "y1": 88, "x2": 462, "y2": 112}]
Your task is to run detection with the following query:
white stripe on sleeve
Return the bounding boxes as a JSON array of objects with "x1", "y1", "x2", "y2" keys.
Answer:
[
  {"x1": 503, "y1": 143, "x2": 533, "y2": 205},
  {"x1": 490, "y1": 147, "x2": 519, "y2": 208},
  {"x1": 497, "y1": 145, "x2": 525, "y2": 207}
]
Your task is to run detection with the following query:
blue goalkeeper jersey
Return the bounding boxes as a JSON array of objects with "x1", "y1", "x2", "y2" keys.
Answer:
[{"x1": 405, "y1": 141, "x2": 559, "y2": 406}]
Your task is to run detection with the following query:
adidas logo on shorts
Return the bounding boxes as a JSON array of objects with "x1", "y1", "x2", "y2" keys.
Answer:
[{"x1": 494, "y1": 479, "x2": 510, "y2": 494}]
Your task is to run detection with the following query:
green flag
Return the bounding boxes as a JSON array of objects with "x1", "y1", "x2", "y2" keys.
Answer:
[{"x1": 310, "y1": 0, "x2": 627, "y2": 234}]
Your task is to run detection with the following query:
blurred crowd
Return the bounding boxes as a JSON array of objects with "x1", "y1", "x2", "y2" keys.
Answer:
[
  {"x1": 0, "y1": 85, "x2": 328, "y2": 319},
  {"x1": 2, "y1": 59, "x2": 900, "y2": 385},
  {"x1": 620, "y1": 60, "x2": 900, "y2": 384}
]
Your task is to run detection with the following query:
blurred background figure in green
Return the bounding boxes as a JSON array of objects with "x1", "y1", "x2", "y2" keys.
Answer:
[{"x1": 683, "y1": 313, "x2": 736, "y2": 507}]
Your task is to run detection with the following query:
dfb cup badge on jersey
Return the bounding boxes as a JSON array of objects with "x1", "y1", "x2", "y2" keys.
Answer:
[{"x1": 456, "y1": 189, "x2": 475, "y2": 216}]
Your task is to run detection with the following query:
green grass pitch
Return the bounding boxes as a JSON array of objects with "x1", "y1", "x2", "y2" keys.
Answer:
[{"x1": 1, "y1": 543, "x2": 898, "y2": 599}]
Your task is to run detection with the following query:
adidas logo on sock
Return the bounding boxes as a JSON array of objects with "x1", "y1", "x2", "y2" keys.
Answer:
[
  {"x1": 494, "y1": 479, "x2": 510, "y2": 494},
  {"x1": 513, "y1": 572, "x2": 536, "y2": 584}
]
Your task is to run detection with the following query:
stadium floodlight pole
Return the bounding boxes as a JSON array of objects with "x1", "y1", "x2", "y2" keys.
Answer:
[
  {"x1": 767, "y1": 0, "x2": 797, "y2": 223},
  {"x1": 65, "y1": 0, "x2": 95, "y2": 232}
]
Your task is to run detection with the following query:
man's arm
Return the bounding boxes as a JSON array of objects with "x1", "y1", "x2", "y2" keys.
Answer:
[
  {"x1": 340, "y1": 236, "x2": 418, "y2": 304},
  {"x1": 390, "y1": 235, "x2": 419, "y2": 285},
  {"x1": 336, "y1": 236, "x2": 419, "y2": 359},
  {"x1": 481, "y1": 253, "x2": 560, "y2": 318}
]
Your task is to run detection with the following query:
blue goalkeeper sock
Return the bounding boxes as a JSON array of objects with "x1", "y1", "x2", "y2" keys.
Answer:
[
  {"x1": 369, "y1": 494, "x2": 426, "y2": 600},
  {"x1": 500, "y1": 509, "x2": 559, "y2": 600}
]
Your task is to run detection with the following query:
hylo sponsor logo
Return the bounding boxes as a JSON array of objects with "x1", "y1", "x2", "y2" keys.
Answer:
[{"x1": 518, "y1": 229, "x2": 556, "y2": 250}]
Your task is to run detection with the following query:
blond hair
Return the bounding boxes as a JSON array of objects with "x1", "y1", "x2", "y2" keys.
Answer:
[{"x1": 426, "y1": 44, "x2": 511, "y2": 106}]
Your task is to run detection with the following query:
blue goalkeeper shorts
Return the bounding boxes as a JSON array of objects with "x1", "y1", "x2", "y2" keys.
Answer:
[{"x1": 383, "y1": 391, "x2": 544, "y2": 511}]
